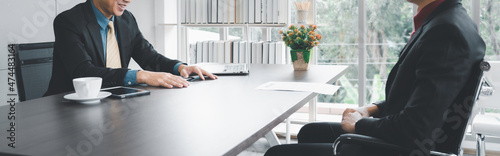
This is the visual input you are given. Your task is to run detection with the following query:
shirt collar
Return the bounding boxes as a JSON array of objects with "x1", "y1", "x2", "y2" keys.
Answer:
[
  {"x1": 91, "y1": 0, "x2": 114, "y2": 30},
  {"x1": 413, "y1": 0, "x2": 446, "y2": 32}
]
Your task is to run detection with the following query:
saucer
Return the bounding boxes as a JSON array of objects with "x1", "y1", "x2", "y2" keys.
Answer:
[{"x1": 64, "y1": 91, "x2": 112, "y2": 104}]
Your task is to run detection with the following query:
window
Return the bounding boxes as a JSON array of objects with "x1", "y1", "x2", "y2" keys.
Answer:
[{"x1": 315, "y1": 0, "x2": 413, "y2": 106}]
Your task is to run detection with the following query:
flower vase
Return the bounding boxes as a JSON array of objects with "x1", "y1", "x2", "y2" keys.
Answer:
[{"x1": 290, "y1": 49, "x2": 311, "y2": 71}]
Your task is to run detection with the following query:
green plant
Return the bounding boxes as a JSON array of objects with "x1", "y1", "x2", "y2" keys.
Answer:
[{"x1": 280, "y1": 24, "x2": 322, "y2": 50}]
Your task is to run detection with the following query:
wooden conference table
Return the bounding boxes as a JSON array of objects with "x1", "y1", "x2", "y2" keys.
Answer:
[{"x1": 0, "y1": 64, "x2": 347, "y2": 156}]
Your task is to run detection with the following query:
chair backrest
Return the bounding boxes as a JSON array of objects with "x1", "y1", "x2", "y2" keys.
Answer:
[
  {"x1": 435, "y1": 60, "x2": 490, "y2": 154},
  {"x1": 10, "y1": 42, "x2": 54, "y2": 102},
  {"x1": 476, "y1": 61, "x2": 500, "y2": 109}
]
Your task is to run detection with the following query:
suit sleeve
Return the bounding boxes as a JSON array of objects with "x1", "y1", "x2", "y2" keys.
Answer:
[
  {"x1": 127, "y1": 12, "x2": 184, "y2": 74},
  {"x1": 53, "y1": 14, "x2": 128, "y2": 87},
  {"x1": 354, "y1": 23, "x2": 476, "y2": 148}
]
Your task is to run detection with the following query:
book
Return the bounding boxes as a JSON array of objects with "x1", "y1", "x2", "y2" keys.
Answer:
[
  {"x1": 196, "y1": 41, "x2": 203, "y2": 63},
  {"x1": 266, "y1": 0, "x2": 273, "y2": 24},
  {"x1": 261, "y1": 0, "x2": 267, "y2": 24},
  {"x1": 224, "y1": 40, "x2": 232, "y2": 63},
  {"x1": 212, "y1": 41, "x2": 218, "y2": 62},
  {"x1": 223, "y1": 0, "x2": 229, "y2": 23},
  {"x1": 202, "y1": 0, "x2": 208, "y2": 24},
  {"x1": 232, "y1": 41, "x2": 239, "y2": 63},
  {"x1": 235, "y1": 0, "x2": 240, "y2": 24},
  {"x1": 255, "y1": 0, "x2": 262, "y2": 23},
  {"x1": 239, "y1": 41, "x2": 246, "y2": 63},
  {"x1": 203, "y1": 41, "x2": 209, "y2": 62},
  {"x1": 249, "y1": 0, "x2": 255, "y2": 24},
  {"x1": 278, "y1": 0, "x2": 287, "y2": 24},
  {"x1": 190, "y1": 0, "x2": 196, "y2": 24},
  {"x1": 263, "y1": 41, "x2": 269, "y2": 64},
  {"x1": 208, "y1": 0, "x2": 212, "y2": 23},
  {"x1": 272, "y1": 0, "x2": 279, "y2": 24},
  {"x1": 243, "y1": 0, "x2": 249, "y2": 24},
  {"x1": 189, "y1": 44, "x2": 196, "y2": 64},
  {"x1": 218, "y1": 0, "x2": 224, "y2": 23},
  {"x1": 196, "y1": 0, "x2": 203, "y2": 24},
  {"x1": 256, "y1": 41, "x2": 263, "y2": 64},
  {"x1": 181, "y1": 0, "x2": 186, "y2": 24},
  {"x1": 275, "y1": 41, "x2": 285, "y2": 64},
  {"x1": 269, "y1": 42, "x2": 276, "y2": 64},
  {"x1": 208, "y1": 41, "x2": 214, "y2": 62},
  {"x1": 228, "y1": 0, "x2": 235, "y2": 24},
  {"x1": 211, "y1": 0, "x2": 218, "y2": 23},
  {"x1": 217, "y1": 41, "x2": 225, "y2": 63}
]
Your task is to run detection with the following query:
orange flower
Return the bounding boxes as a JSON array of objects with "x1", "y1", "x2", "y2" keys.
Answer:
[
  {"x1": 300, "y1": 25, "x2": 305, "y2": 29},
  {"x1": 279, "y1": 30, "x2": 283, "y2": 34},
  {"x1": 315, "y1": 42, "x2": 319, "y2": 45},
  {"x1": 294, "y1": 29, "x2": 298, "y2": 33},
  {"x1": 282, "y1": 36, "x2": 285, "y2": 40}
]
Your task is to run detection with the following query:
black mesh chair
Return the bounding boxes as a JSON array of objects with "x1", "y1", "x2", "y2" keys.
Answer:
[
  {"x1": 10, "y1": 42, "x2": 54, "y2": 101},
  {"x1": 333, "y1": 60, "x2": 490, "y2": 156}
]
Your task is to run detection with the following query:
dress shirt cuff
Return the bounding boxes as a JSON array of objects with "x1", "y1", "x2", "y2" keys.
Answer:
[
  {"x1": 173, "y1": 62, "x2": 183, "y2": 75},
  {"x1": 124, "y1": 70, "x2": 138, "y2": 86}
]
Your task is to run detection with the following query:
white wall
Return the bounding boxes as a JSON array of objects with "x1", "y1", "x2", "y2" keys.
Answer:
[{"x1": 0, "y1": 0, "x2": 159, "y2": 105}]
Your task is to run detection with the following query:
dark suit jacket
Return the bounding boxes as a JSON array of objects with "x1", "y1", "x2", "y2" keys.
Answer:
[
  {"x1": 45, "y1": 0, "x2": 181, "y2": 96},
  {"x1": 355, "y1": 0, "x2": 485, "y2": 154}
]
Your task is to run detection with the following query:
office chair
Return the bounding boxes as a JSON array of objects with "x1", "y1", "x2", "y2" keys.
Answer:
[
  {"x1": 332, "y1": 60, "x2": 490, "y2": 156},
  {"x1": 10, "y1": 42, "x2": 54, "y2": 101},
  {"x1": 472, "y1": 61, "x2": 499, "y2": 156}
]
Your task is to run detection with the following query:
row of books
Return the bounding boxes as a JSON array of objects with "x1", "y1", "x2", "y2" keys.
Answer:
[
  {"x1": 180, "y1": 0, "x2": 288, "y2": 24},
  {"x1": 189, "y1": 40, "x2": 287, "y2": 64}
]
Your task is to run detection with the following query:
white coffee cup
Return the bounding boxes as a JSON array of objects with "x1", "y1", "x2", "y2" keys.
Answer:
[{"x1": 73, "y1": 77, "x2": 102, "y2": 98}]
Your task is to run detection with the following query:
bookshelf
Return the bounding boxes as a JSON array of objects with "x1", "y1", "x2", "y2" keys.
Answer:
[
  {"x1": 173, "y1": 0, "x2": 323, "y2": 145},
  {"x1": 175, "y1": 0, "x2": 292, "y2": 64}
]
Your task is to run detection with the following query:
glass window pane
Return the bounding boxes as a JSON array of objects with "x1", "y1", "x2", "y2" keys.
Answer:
[
  {"x1": 315, "y1": 0, "x2": 359, "y2": 105},
  {"x1": 187, "y1": 27, "x2": 220, "y2": 44},
  {"x1": 317, "y1": 44, "x2": 359, "y2": 104},
  {"x1": 364, "y1": 0, "x2": 412, "y2": 104},
  {"x1": 480, "y1": 0, "x2": 500, "y2": 61},
  {"x1": 228, "y1": 28, "x2": 243, "y2": 40}
]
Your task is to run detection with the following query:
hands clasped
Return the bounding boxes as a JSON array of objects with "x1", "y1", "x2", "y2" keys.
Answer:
[
  {"x1": 137, "y1": 65, "x2": 218, "y2": 88},
  {"x1": 340, "y1": 104, "x2": 379, "y2": 134}
]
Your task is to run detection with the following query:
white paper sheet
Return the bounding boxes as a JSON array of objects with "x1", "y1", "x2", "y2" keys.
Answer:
[{"x1": 256, "y1": 81, "x2": 341, "y2": 95}]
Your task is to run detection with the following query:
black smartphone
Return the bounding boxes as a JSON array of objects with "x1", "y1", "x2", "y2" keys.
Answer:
[{"x1": 101, "y1": 86, "x2": 151, "y2": 98}]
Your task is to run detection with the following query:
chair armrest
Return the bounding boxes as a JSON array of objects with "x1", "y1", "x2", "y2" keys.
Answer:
[
  {"x1": 332, "y1": 134, "x2": 411, "y2": 155},
  {"x1": 332, "y1": 134, "x2": 457, "y2": 156}
]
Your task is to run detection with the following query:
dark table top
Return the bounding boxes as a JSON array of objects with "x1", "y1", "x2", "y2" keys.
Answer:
[{"x1": 0, "y1": 64, "x2": 347, "y2": 156}]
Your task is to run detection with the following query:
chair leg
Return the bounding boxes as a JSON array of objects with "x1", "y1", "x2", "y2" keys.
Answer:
[
  {"x1": 476, "y1": 133, "x2": 485, "y2": 156},
  {"x1": 265, "y1": 131, "x2": 281, "y2": 147}
]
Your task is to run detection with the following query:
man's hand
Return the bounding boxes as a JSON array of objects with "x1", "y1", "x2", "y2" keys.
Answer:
[
  {"x1": 178, "y1": 65, "x2": 218, "y2": 80},
  {"x1": 340, "y1": 104, "x2": 379, "y2": 133},
  {"x1": 341, "y1": 111, "x2": 362, "y2": 133},
  {"x1": 136, "y1": 70, "x2": 189, "y2": 88}
]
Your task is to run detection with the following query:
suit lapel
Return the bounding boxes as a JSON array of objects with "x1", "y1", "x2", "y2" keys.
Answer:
[
  {"x1": 115, "y1": 16, "x2": 129, "y2": 68},
  {"x1": 84, "y1": 0, "x2": 105, "y2": 66}
]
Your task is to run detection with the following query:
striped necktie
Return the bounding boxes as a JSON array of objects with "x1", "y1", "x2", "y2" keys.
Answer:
[{"x1": 106, "y1": 21, "x2": 122, "y2": 68}]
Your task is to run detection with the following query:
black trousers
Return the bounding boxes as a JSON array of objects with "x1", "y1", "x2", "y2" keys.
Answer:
[{"x1": 264, "y1": 122, "x2": 395, "y2": 156}]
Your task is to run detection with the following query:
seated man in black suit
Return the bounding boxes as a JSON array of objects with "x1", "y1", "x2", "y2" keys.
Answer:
[
  {"x1": 265, "y1": 0, "x2": 485, "y2": 155},
  {"x1": 45, "y1": 0, "x2": 216, "y2": 96}
]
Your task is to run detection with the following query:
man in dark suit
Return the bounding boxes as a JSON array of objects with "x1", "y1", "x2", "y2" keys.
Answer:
[
  {"x1": 45, "y1": 0, "x2": 216, "y2": 96},
  {"x1": 265, "y1": 0, "x2": 485, "y2": 155}
]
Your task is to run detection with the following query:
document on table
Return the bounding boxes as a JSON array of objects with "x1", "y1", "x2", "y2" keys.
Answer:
[{"x1": 256, "y1": 81, "x2": 341, "y2": 95}]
